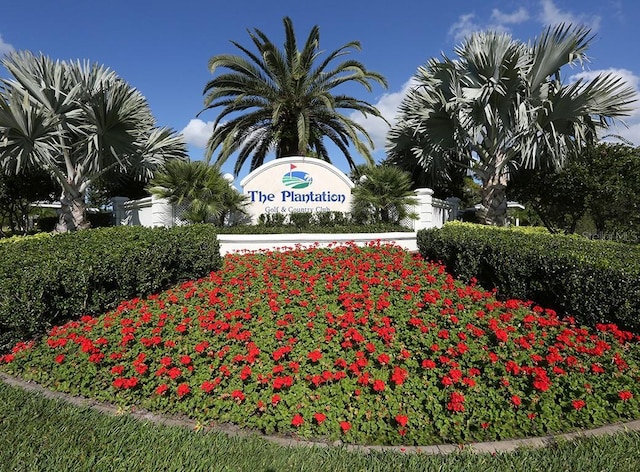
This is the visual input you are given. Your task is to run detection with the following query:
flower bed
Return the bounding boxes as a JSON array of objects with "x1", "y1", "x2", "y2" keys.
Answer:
[{"x1": 2, "y1": 242, "x2": 640, "y2": 446}]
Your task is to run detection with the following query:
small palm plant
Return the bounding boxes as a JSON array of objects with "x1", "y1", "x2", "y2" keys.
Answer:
[
  {"x1": 350, "y1": 165, "x2": 418, "y2": 226},
  {"x1": 148, "y1": 160, "x2": 247, "y2": 225}
]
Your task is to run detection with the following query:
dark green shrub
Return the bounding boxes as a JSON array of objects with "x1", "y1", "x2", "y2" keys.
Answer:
[
  {"x1": 0, "y1": 225, "x2": 221, "y2": 352},
  {"x1": 417, "y1": 222, "x2": 640, "y2": 332},
  {"x1": 288, "y1": 211, "x2": 313, "y2": 228}
]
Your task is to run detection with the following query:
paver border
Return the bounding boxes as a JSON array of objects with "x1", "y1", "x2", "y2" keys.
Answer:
[{"x1": 3, "y1": 371, "x2": 640, "y2": 455}]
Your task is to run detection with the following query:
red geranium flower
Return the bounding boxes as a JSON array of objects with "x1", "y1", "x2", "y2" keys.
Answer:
[
  {"x1": 176, "y1": 383, "x2": 190, "y2": 397},
  {"x1": 372, "y1": 379, "x2": 386, "y2": 392},
  {"x1": 314, "y1": 413, "x2": 327, "y2": 424},
  {"x1": 395, "y1": 414, "x2": 408, "y2": 427},
  {"x1": 340, "y1": 421, "x2": 351, "y2": 432},
  {"x1": 619, "y1": 390, "x2": 633, "y2": 401},
  {"x1": 291, "y1": 414, "x2": 304, "y2": 427},
  {"x1": 572, "y1": 399, "x2": 586, "y2": 410},
  {"x1": 307, "y1": 350, "x2": 322, "y2": 362}
]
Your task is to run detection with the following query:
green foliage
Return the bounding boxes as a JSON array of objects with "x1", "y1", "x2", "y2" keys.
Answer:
[
  {"x1": 388, "y1": 25, "x2": 636, "y2": 226},
  {"x1": 200, "y1": 16, "x2": 387, "y2": 175},
  {"x1": 350, "y1": 165, "x2": 418, "y2": 225},
  {"x1": 0, "y1": 225, "x2": 221, "y2": 352},
  {"x1": 233, "y1": 210, "x2": 409, "y2": 233},
  {"x1": 509, "y1": 143, "x2": 640, "y2": 237},
  {"x1": 0, "y1": 51, "x2": 187, "y2": 232},
  {"x1": 417, "y1": 222, "x2": 640, "y2": 331},
  {"x1": 0, "y1": 166, "x2": 57, "y2": 235},
  {"x1": 149, "y1": 159, "x2": 247, "y2": 226}
]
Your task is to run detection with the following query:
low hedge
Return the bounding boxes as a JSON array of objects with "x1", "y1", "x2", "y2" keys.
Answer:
[
  {"x1": 417, "y1": 222, "x2": 640, "y2": 332},
  {"x1": 0, "y1": 225, "x2": 221, "y2": 353}
]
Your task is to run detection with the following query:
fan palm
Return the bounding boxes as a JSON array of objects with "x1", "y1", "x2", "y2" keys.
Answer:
[
  {"x1": 148, "y1": 159, "x2": 247, "y2": 225},
  {"x1": 350, "y1": 165, "x2": 418, "y2": 225},
  {"x1": 0, "y1": 51, "x2": 187, "y2": 232},
  {"x1": 387, "y1": 24, "x2": 636, "y2": 225},
  {"x1": 199, "y1": 16, "x2": 388, "y2": 176}
]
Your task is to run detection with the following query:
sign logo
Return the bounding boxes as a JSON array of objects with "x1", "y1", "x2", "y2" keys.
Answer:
[{"x1": 282, "y1": 164, "x2": 312, "y2": 189}]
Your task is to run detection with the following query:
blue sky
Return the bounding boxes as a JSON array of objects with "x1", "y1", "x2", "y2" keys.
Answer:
[{"x1": 1, "y1": 0, "x2": 639, "y2": 182}]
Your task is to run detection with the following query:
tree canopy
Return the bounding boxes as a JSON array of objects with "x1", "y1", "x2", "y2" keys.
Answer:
[
  {"x1": 0, "y1": 51, "x2": 187, "y2": 232},
  {"x1": 387, "y1": 24, "x2": 636, "y2": 226},
  {"x1": 199, "y1": 16, "x2": 388, "y2": 176}
]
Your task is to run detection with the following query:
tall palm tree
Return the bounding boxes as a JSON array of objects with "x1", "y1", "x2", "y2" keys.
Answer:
[
  {"x1": 0, "y1": 51, "x2": 187, "y2": 232},
  {"x1": 199, "y1": 16, "x2": 388, "y2": 176},
  {"x1": 148, "y1": 159, "x2": 247, "y2": 225},
  {"x1": 387, "y1": 24, "x2": 636, "y2": 226}
]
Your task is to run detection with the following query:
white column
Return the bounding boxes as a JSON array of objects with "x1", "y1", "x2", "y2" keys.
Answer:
[
  {"x1": 151, "y1": 195, "x2": 175, "y2": 228},
  {"x1": 111, "y1": 196, "x2": 129, "y2": 226},
  {"x1": 414, "y1": 188, "x2": 434, "y2": 231}
]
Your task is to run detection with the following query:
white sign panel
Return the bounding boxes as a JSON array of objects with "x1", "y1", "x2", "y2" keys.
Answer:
[{"x1": 240, "y1": 156, "x2": 354, "y2": 223}]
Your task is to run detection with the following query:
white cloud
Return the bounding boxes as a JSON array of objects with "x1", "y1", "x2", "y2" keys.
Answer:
[
  {"x1": 0, "y1": 34, "x2": 15, "y2": 56},
  {"x1": 350, "y1": 78, "x2": 417, "y2": 156},
  {"x1": 448, "y1": 8, "x2": 530, "y2": 45},
  {"x1": 180, "y1": 118, "x2": 214, "y2": 148},
  {"x1": 448, "y1": 13, "x2": 482, "y2": 45},
  {"x1": 538, "y1": 0, "x2": 601, "y2": 30},
  {"x1": 490, "y1": 7, "x2": 529, "y2": 25}
]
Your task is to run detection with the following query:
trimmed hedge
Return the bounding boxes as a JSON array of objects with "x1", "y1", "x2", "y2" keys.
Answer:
[
  {"x1": 0, "y1": 225, "x2": 221, "y2": 352},
  {"x1": 417, "y1": 222, "x2": 640, "y2": 332}
]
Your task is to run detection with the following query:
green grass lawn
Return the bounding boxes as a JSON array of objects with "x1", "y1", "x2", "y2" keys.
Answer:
[{"x1": 2, "y1": 380, "x2": 640, "y2": 472}]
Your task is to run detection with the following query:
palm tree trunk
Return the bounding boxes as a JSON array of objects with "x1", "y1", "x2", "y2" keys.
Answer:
[
  {"x1": 55, "y1": 187, "x2": 91, "y2": 232},
  {"x1": 479, "y1": 171, "x2": 509, "y2": 226}
]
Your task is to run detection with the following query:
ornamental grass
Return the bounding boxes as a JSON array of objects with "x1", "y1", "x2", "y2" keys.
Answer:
[{"x1": 2, "y1": 242, "x2": 640, "y2": 446}]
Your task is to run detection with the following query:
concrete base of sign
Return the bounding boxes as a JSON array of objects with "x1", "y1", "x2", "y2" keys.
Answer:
[{"x1": 216, "y1": 232, "x2": 418, "y2": 255}]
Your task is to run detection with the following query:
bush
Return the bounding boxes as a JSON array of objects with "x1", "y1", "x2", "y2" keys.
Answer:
[
  {"x1": 0, "y1": 225, "x2": 221, "y2": 352},
  {"x1": 417, "y1": 222, "x2": 640, "y2": 332}
]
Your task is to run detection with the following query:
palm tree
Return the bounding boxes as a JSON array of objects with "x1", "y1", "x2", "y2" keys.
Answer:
[
  {"x1": 199, "y1": 16, "x2": 388, "y2": 176},
  {"x1": 350, "y1": 165, "x2": 417, "y2": 225},
  {"x1": 0, "y1": 51, "x2": 187, "y2": 232},
  {"x1": 387, "y1": 24, "x2": 636, "y2": 226},
  {"x1": 148, "y1": 159, "x2": 247, "y2": 225}
]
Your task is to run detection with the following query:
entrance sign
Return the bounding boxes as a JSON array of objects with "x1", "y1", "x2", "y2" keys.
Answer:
[{"x1": 240, "y1": 156, "x2": 354, "y2": 223}]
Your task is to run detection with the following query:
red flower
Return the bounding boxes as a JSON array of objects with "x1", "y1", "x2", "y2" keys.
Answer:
[
  {"x1": 176, "y1": 383, "x2": 190, "y2": 397},
  {"x1": 167, "y1": 367, "x2": 182, "y2": 379},
  {"x1": 314, "y1": 413, "x2": 327, "y2": 424},
  {"x1": 372, "y1": 379, "x2": 386, "y2": 392},
  {"x1": 340, "y1": 421, "x2": 351, "y2": 432},
  {"x1": 377, "y1": 353, "x2": 391, "y2": 365},
  {"x1": 179, "y1": 355, "x2": 192, "y2": 365},
  {"x1": 271, "y1": 394, "x2": 281, "y2": 406},
  {"x1": 572, "y1": 399, "x2": 586, "y2": 410},
  {"x1": 619, "y1": 390, "x2": 633, "y2": 401},
  {"x1": 391, "y1": 366, "x2": 408, "y2": 386},
  {"x1": 511, "y1": 395, "x2": 521, "y2": 407},
  {"x1": 447, "y1": 391, "x2": 465, "y2": 412},
  {"x1": 307, "y1": 350, "x2": 322, "y2": 362},
  {"x1": 291, "y1": 414, "x2": 304, "y2": 427},
  {"x1": 421, "y1": 359, "x2": 436, "y2": 369},
  {"x1": 155, "y1": 384, "x2": 168, "y2": 395},
  {"x1": 55, "y1": 354, "x2": 65, "y2": 364},
  {"x1": 395, "y1": 414, "x2": 408, "y2": 427},
  {"x1": 231, "y1": 390, "x2": 245, "y2": 402}
]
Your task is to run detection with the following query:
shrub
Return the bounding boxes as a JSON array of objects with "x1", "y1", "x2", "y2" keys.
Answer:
[
  {"x1": 0, "y1": 225, "x2": 221, "y2": 352},
  {"x1": 417, "y1": 222, "x2": 640, "y2": 332}
]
